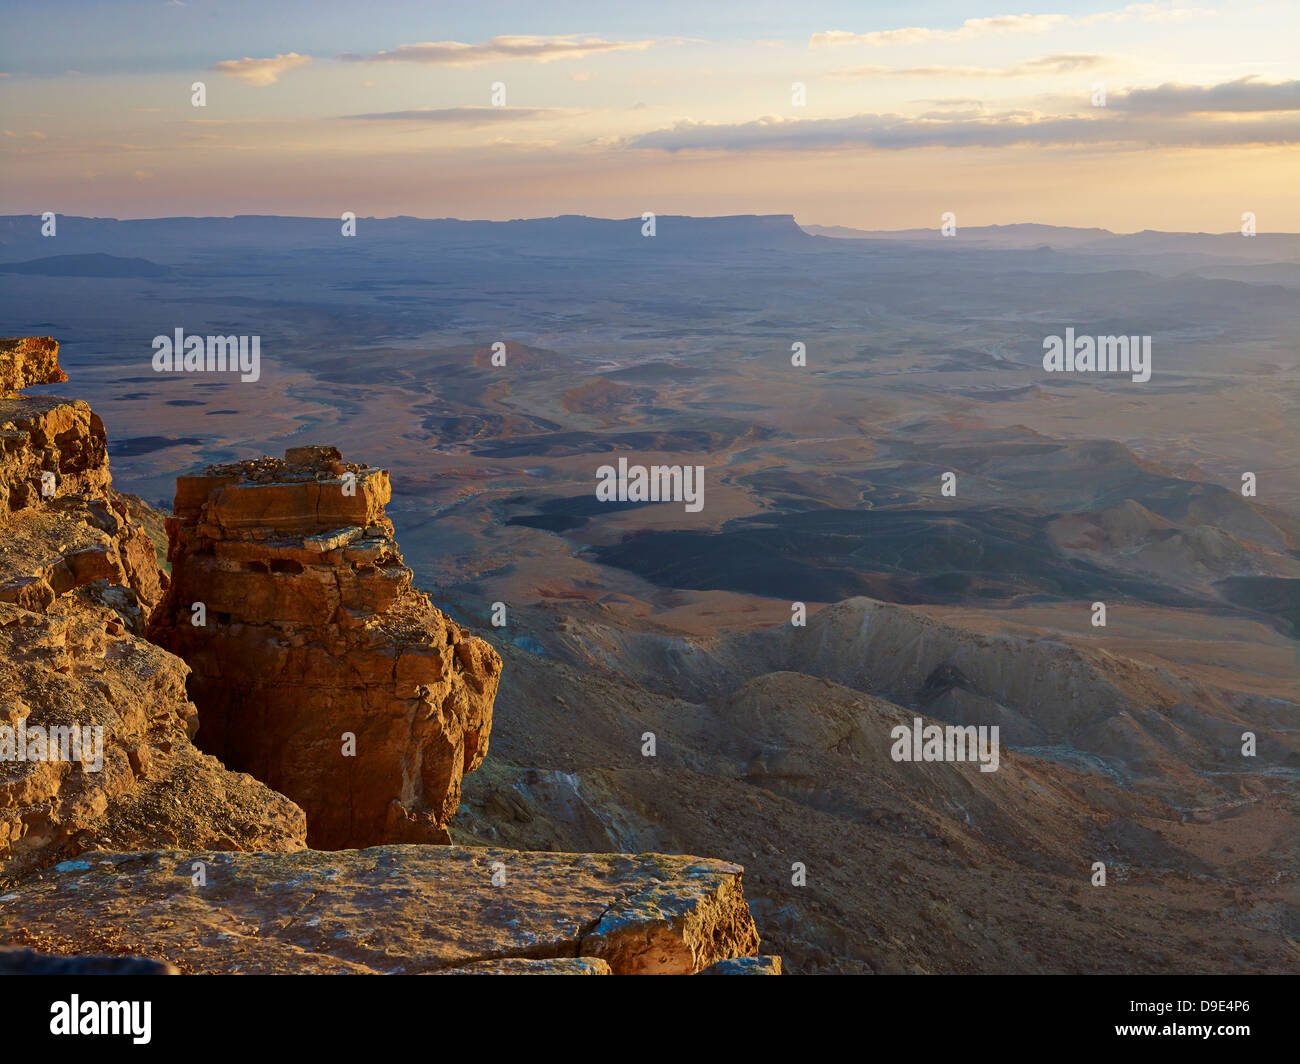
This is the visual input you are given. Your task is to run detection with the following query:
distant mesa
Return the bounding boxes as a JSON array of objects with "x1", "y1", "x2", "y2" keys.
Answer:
[
  {"x1": 0, "y1": 212, "x2": 810, "y2": 255},
  {"x1": 0, "y1": 252, "x2": 170, "y2": 278}
]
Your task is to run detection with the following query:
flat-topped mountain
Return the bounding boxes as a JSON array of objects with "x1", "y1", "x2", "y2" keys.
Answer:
[{"x1": 0, "y1": 213, "x2": 810, "y2": 258}]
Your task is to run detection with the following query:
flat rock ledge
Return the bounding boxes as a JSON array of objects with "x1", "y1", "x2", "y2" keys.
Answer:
[{"x1": 1, "y1": 845, "x2": 769, "y2": 975}]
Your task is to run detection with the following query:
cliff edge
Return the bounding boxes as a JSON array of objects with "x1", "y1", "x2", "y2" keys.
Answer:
[
  {"x1": 0, "y1": 337, "x2": 775, "y2": 975},
  {"x1": 0, "y1": 338, "x2": 306, "y2": 881}
]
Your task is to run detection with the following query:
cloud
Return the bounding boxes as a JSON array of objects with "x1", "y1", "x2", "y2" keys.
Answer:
[
  {"x1": 625, "y1": 108, "x2": 1300, "y2": 152},
  {"x1": 827, "y1": 55, "x2": 1111, "y2": 79},
  {"x1": 1113, "y1": 76, "x2": 1300, "y2": 113},
  {"x1": 211, "y1": 52, "x2": 312, "y2": 86},
  {"x1": 811, "y1": 4, "x2": 1213, "y2": 47},
  {"x1": 337, "y1": 35, "x2": 659, "y2": 66},
  {"x1": 340, "y1": 107, "x2": 562, "y2": 125},
  {"x1": 813, "y1": 14, "x2": 1069, "y2": 47},
  {"x1": 917, "y1": 108, "x2": 988, "y2": 120}
]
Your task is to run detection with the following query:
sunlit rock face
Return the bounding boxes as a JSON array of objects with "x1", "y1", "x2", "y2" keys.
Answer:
[
  {"x1": 0, "y1": 338, "x2": 306, "y2": 880},
  {"x1": 148, "y1": 445, "x2": 501, "y2": 849}
]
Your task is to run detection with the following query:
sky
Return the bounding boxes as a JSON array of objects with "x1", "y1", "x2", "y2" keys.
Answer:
[{"x1": 1, "y1": 0, "x2": 1297, "y2": 230}]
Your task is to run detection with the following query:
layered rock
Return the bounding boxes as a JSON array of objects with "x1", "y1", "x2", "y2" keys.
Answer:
[
  {"x1": 147, "y1": 446, "x2": 502, "y2": 849},
  {"x1": 0, "y1": 337, "x2": 776, "y2": 976},
  {"x1": 1, "y1": 339, "x2": 103, "y2": 526},
  {"x1": 0, "y1": 337, "x2": 66, "y2": 398},
  {"x1": 0, "y1": 597, "x2": 306, "y2": 881},
  {"x1": 0, "y1": 494, "x2": 164, "y2": 622},
  {"x1": 1, "y1": 338, "x2": 161, "y2": 614},
  {"x1": 0, "y1": 846, "x2": 763, "y2": 975},
  {"x1": 0, "y1": 338, "x2": 307, "y2": 880}
]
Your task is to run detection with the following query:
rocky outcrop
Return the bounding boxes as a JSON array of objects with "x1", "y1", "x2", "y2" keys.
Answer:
[
  {"x1": 1, "y1": 339, "x2": 161, "y2": 613},
  {"x1": 0, "y1": 493, "x2": 164, "y2": 622},
  {"x1": 1, "y1": 846, "x2": 763, "y2": 974},
  {"x1": 0, "y1": 597, "x2": 306, "y2": 882},
  {"x1": 0, "y1": 338, "x2": 307, "y2": 881},
  {"x1": 147, "y1": 446, "x2": 502, "y2": 849},
  {"x1": 0, "y1": 337, "x2": 66, "y2": 398},
  {"x1": 430, "y1": 957, "x2": 612, "y2": 975},
  {"x1": 0, "y1": 336, "x2": 776, "y2": 976}
]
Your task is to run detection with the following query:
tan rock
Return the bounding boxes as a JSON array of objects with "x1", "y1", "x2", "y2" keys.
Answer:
[
  {"x1": 0, "y1": 339, "x2": 307, "y2": 880},
  {"x1": 429, "y1": 957, "x2": 612, "y2": 975},
  {"x1": 0, "y1": 597, "x2": 306, "y2": 881},
  {"x1": 0, "y1": 397, "x2": 112, "y2": 524},
  {"x1": 148, "y1": 448, "x2": 501, "y2": 849},
  {"x1": 0, "y1": 337, "x2": 67, "y2": 397},
  {"x1": 0, "y1": 847, "x2": 763, "y2": 974},
  {"x1": 0, "y1": 498, "x2": 163, "y2": 620}
]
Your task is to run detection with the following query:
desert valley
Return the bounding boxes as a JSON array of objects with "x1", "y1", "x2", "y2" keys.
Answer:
[{"x1": 0, "y1": 214, "x2": 1295, "y2": 974}]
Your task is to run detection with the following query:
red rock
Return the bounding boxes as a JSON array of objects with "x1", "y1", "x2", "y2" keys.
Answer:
[{"x1": 148, "y1": 449, "x2": 502, "y2": 849}]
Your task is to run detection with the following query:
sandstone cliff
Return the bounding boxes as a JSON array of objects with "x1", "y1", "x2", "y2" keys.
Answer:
[
  {"x1": 0, "y1": 337, "x2": 775, "y2": 975},
  {"x1": 146, "y1": 446, "x2": 501, "y2": 849},
  {"x1": 0, "y1": 338, "x2": 306, "y2": 881},
  {"x1": 0, "y1": 338, "x2": 160, "y2": 615}
]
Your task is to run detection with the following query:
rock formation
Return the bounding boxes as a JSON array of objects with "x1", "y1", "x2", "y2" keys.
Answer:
[
  {"x1": 0, "y1": 336, "x2": 776, "y2": 975},
  {"x1": 0, "y1": 338, "x2": 161, "y2": 615},
  {"x1": 147, "y1": 445, "x2": 502, "y2": 849},
  {"x1": 0, "y1": 338, "x2": 306, "y2": 881},
  {"x1": 2, "y1": 847, "x2": 761, "y2": 974},
  {"x1": 0, "y1": 337, "x2": 66, "y2": 398}
]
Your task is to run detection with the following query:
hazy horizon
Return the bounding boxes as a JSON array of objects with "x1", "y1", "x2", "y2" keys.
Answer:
[
  {"x1": 5, "y1": 210, "x2": 1300, "y2": 237},
  {"x1": 3, "y1": 1, "x2": 1298, "y2": 230}
]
